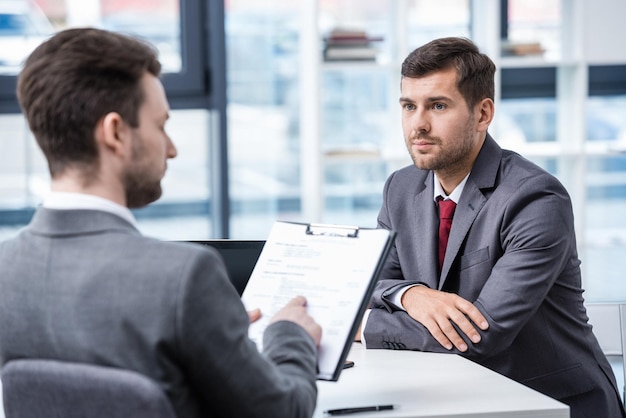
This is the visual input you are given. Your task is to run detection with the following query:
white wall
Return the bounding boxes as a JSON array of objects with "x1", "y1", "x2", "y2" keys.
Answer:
[{"x1": 583, "y1": 0, "x2": 626, "y2": 63}]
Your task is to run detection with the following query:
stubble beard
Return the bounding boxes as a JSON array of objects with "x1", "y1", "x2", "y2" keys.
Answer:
[
  {"x1": 408, "y1": 118, "x2": 476, "y2": 172},
  {"x1": 124, "y1": 133, "x2": 163, "y2": 209},
  {"x1": 124, "y1": 170, "x2": 163, "y2": 209}
]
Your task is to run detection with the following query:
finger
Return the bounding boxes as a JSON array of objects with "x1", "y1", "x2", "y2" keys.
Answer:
[
  {"x1": 287, "y1": 295, "x2": 307, "y2": 307},
  {"x1": 422, "y1": 318, "x2": 454, "y2": 351},
  {"x1": 437, "y1": 318, "x2": 468, "y2": 352},
  {"x1": 454, "y1": 297, "x2": 489, "y2": 330},
  {"x1": 448, "y1": 310, "x2": 482, "y2": 344},
  {"x1": 466, "y1": 307, "x2": 489, "y2": 330},
  {"x1": 247, "y1": 308, "x2": 261, "y2": 323}
]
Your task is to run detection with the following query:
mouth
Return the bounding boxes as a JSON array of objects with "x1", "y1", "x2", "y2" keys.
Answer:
[{"x1": 411, "y1": 140, "x2": 436, "y2": 152}]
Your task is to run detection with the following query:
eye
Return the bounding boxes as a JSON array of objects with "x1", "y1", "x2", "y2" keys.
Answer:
[
  {"x1": 433, "y1": 103, "x2": 446, "y2": 110},
  {"x1": 402, "y1": 103, "x2": 416, "y2": 111}
]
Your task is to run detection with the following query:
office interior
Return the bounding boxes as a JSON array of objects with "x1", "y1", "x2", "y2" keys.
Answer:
[{"x1": 0, "y1": 0, "x2": 626, "y2": 409}]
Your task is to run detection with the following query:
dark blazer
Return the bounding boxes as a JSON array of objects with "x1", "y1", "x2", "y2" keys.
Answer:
[
  {"x1": 364, "y1": 134, "x2": 625, "y2": 418},
  {"x1": 0, "y1": 208, "x2": 317, "y2": 418}
]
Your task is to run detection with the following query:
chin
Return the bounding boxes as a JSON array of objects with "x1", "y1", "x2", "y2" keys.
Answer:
[
  {"x1": 411, "y1": 157, "x2": 434, "y2": 170},
  {"x1": 126, "y1": 186, "x2": 163, "y2": 209}
]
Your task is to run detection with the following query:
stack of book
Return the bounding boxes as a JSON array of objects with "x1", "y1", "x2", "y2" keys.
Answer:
[
  {"x1": 501, "y1": 40, "x2": 545, "y2": 57},
  {"x1": 323, "y1": 29, "x2": 383, "y2": 62}
]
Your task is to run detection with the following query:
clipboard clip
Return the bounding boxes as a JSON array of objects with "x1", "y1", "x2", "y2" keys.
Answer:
[{"x1": 306, "y1": 223, "x2": 359, "y2": 238}]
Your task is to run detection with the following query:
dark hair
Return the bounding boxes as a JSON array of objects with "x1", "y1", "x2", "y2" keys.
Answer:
[
  {"x1": 401, "y1": 37, "x2": 495, "y2": 108},
  {"x1": 17, "y1": 27, "x2": 161, "y2": 177}
]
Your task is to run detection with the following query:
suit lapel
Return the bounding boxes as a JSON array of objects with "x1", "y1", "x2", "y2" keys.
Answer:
[
  {"x1": 439, "y1": 134, "x2": 501, "y2": 288},
  {"x1": 439, "y1": 183, "x2": 486, "y2": 287},
  {"x1": 413, "y1": 171, "x2": 440, "y2": 289}
]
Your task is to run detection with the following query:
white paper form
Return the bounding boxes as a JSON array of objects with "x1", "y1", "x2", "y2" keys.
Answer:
[{"x1": 241, "y1": 221, "x2": 393, "y2": 380}]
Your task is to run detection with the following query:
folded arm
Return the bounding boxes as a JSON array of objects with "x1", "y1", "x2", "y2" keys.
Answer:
[{"x1": 366, "y1": 175, "x2": 576, "y2": 360}]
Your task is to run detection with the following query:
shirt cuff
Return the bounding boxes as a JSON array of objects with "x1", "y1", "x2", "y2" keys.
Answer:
[
  {"x1": 389, "y1": 284, "x2": 419, "y2": 310},
  {"x1": 360, "y1": 308, "x2": 371, "y2": 346},
  {"x1": 362, "y1": 284, "x2": 421, "y2": 347}
]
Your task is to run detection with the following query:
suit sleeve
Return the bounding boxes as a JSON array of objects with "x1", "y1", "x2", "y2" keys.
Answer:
[
  {"x1": 365, "y1": 171, "x2": 579, "y2": 361},
  {"x1": 174, "y1": 248, "x2": 317, "y2": 418},
  {"x1": 370, "y1": 172, "x2": 426, "y2": 310}
]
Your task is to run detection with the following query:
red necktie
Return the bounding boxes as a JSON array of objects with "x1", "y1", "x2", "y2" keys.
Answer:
[{"x1": 438, "y1": 198, "x2": 457, "y2": 270}]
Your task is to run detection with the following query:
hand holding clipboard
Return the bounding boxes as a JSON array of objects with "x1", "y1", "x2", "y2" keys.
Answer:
[{"x1": 241, "y1": 221, "x2": 395, "y2": 381}]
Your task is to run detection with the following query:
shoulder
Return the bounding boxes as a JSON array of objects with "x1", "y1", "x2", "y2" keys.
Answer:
[
  {"x1": 111, "y1": 236, "x2": 231, "y2": 295},
  {"x1": 117, "y1": 235, "x2": 221, "y2": 264},
  {"x1": 135, "y1": 237, "x2": 219, "y2": 260},
  {"x1": 487, "y1": 150, "x2": 574, "y2": 228},
  {"x1": 499, "y1": 149, "x2": 568, "y2": 194}
]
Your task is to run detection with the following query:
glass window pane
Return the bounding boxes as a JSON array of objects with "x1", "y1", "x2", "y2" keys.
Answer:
[
  {"x1": 583, "y1": 154, "x2": 626, "y2": 301},
  {"x1": 0, "y1": 113, "x2": 47, "y2": 208},
  {"x1": 320, "y1": 66, "x2": 393, "y2": 227},
  {"x1": 0, "y1": 0, "x2": 181, "y2": 75},
  {"x1": 406, "y1": 0, "x2": 470, "y2": 49},
  {"x1": 225, "y1": 2, "x2": 301, "y2": 239},
  {"x1": 0, "y1": 109, "x2": 213, "y2": 241},
  {"x1": 99, "y1": 0, "x2": 181, "y2": 73},
  {"x1": 505, "y1": 0, "x2": 561, "y2": 60},
  {"x1": 0, "y1": 0, "x2": 55, "y2": 75},
  {"x1": 582, "y1": 96, "x2": 626, "y2": 301},
  {"x1": 498, "y1": 98, "x2": 557, "y2": 145},
  {"x1": 586, "y1": 95, "x2": 626, "y2": 143}
]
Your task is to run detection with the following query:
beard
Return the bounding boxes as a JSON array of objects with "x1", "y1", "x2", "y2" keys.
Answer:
[
  {"x1": 407, "y1": 116, "x2": 477, "y2": 172},
  {"x1": 123, "y1": 133, "x2": 164, "y2": 209},
  {"x1": 124, "y1": 170, "x2": 162, "y2": 209}
]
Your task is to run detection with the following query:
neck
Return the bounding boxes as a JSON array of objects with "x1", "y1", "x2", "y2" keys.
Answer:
[
  {"x1": 51, "y1": 173, "x2": 126, "y2": 207},
  {"x1": 437, "y1": 171, "x2": 468, "y2": 196}
]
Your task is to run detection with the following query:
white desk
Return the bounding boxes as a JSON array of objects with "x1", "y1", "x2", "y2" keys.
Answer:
[{"x1": 315, "y1": 344, "x2": 569, "y2": 418}]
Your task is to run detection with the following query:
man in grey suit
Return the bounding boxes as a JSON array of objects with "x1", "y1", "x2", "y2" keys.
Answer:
[
  {"x1": 0, "y1": 28, "x2": 322, "y2": 418},
  {"x1": 357, "y1": 37, "x2": 625, "y2": 418}
]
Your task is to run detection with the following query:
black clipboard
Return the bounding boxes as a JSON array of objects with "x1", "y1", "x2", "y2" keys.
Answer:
[{"x1": 241, "y1": 221, "x2": 396, "y2": 381}]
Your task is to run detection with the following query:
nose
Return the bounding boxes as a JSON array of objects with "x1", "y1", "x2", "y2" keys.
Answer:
[
  {"x1": 411, "y1": 108, "x2": 430, "y2": 134},
  {"x1": 166, "y1": 135, "x2": 178, "y2": 159}
]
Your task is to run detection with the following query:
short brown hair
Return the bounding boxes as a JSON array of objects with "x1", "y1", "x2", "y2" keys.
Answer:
[
  {"x1": 17, "y1": 27, "x2": 161, "y2": 177},
  {"x1": 401, "y1": 37, "x2": 495, "y2": 109}
]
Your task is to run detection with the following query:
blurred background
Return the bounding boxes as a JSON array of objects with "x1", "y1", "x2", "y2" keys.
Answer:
[{"x1": 0, "y1": 0, "x2": 625, "y2": 302}]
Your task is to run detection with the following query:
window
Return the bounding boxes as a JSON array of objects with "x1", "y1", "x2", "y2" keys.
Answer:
[
  {"x1": 0, "y1": 0, "x2": 228, "y2": 239},
  {"x1": 499, "y1": 0, "x2": 626, "y2": 301}
]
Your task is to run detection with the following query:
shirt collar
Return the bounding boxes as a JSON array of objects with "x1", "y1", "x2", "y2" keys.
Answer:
[
  {"x1": 433, "y1": 172, "x2": 470, "y2": 204},
  {"x1": 42, "y1": 192, "x2": 138, "y2": 228}
]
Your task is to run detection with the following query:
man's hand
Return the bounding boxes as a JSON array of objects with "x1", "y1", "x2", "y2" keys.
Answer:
[
  {"x1": 271, "y1": 296, "x2": 322, "y2": 346},
  {"x1": 354, "y1": 319, "x2": 362, "y2": 342},
  {"x1": 247, "y1": 308, "x2": 262, "y2": 323},
  {"x1": 401, "y1": 286, "x2": 489, "y2": 352}
]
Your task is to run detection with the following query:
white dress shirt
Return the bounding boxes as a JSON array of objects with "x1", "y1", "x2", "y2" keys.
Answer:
[{"x1": 42, "y1": 192, "x2": 138, "y2": 228}]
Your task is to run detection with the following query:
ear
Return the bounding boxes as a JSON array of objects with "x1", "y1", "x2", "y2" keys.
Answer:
[
  {"x1": 475, "y1": 98, "x2": 494, "y2": 132},
  {"x1": 95, "y1": 112, "x2": 132, "y2": 157}
]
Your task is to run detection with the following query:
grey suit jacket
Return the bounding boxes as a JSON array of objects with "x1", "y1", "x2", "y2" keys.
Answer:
[
  {"x1": 0, "y1": 208, "x2": 318, "y2": 418},
  {"x1": 365, "y1": 134, "x2": 625, "y2": 417}
]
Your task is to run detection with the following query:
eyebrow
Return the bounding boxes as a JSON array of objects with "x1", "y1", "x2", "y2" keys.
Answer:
[
  {"x1": 426, "y1": 96, "x2": 452, "y2": 103},
  {"x1": 399, "y1": 95, "x2": 452, "y2": 104}
]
